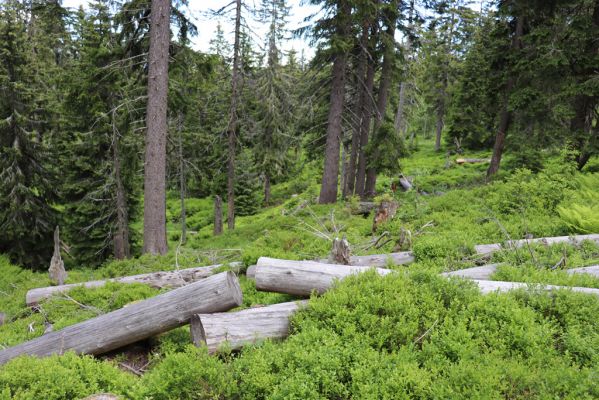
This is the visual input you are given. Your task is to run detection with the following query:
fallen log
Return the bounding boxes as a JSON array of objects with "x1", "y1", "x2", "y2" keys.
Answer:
[
  {"x1": 26, "y1": 262, "x2": 241, "y2": 306},
  {"x1": 255, "y1": 257, "x2": 392, "y2": 296},
  {"x1": 473, "y1": 279, "x2": 599, "y2": 296},
  {"x1": 474, "y1": 234, "x2": 599, "y2": 256},
  {"x1": 566, "y1": 265, "x2": 599, "y2": 277},
  {"x1": 317, "y1": 252, "x2": 414, "y2": 267},
  {"x1": 191, "y1": 300, "x2": 308, "y2": 353},
  {"x1": 398, "y1": 176, "x2": 413, "y2": 191},
  {"x1": 441, "y1": 263, "x2": 502, "y2": 280},
  {"x1": 0, "y1": 271, "x2": 242, "y2": 365},
  {"x1": 455, "y1": 158, "x2": 490, "y2": 165},
  {"x1": 246, "y1": 265, "x2": 257, "y2": 279}
]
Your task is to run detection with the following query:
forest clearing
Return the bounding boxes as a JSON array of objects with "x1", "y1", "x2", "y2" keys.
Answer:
[{"x1": 0, "y1": 0, "x2": 598, "y2": 399}]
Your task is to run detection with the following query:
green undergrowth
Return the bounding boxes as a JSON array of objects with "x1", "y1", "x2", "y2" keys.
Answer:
[
  {"x1": 2, "y1": 272, "x2": 597, "y2": 399},
  {"x1": 1, "y1": 144, "x2": 598, "y2": 398}
]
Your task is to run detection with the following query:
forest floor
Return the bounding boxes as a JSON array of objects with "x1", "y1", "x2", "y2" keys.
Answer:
[{"x1": 1, "y1": 140, "x2": 598, "y2": 399}]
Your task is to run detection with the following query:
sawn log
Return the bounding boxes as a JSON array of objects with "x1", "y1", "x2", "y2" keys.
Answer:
[{"x1": 191, "y1": 300, "x2": 308, "y2": 353}]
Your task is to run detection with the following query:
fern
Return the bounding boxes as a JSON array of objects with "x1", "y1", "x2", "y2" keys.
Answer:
[{"x1": 557, "y1": 173, "x2": 599, "y2": 233}]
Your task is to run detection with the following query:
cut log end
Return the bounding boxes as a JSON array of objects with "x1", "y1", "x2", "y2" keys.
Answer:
[{"x1": 225, "y1": 270, "x2": 243, "y2": 306}]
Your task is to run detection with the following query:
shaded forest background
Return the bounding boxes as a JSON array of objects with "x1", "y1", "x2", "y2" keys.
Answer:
[{"x1": 0, "y1": 0, "x2": 597, "y2": 270}]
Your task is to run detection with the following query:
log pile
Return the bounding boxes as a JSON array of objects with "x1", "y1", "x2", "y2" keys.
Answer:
[{"x1": 0, "y1": 272, "x2": 242, "y2": 365}]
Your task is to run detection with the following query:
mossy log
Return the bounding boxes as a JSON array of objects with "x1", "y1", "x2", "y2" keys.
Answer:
[
  {"x1": 444, "y1": 264, "x2": 599, "y2": 280},
  {"x1": 0, "y1": 272, "x2": 242, "y2": 365},
  {"x1": 191, "y1": 300, "x2": 308, "y2": 353},
  {"x1": 474, "y1": 234, "x2": 599, "y2": 256},
  {"x1": 26, "y1": 262, "x2": 240, "y2": 306}
]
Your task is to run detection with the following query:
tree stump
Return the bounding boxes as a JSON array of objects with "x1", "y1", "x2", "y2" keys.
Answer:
[
  {"x1": 214, "y1": 195, "x2": 223, "y2": 235},
  {"x1": 372, "y1": 201, "x2": 399, "y2": 232},
  {"x1": 48, "y1": 226, "x2": 67, "y2": 286},
  {"x1": 329, "y1": 237, "x2": 351, "y2": 265}
]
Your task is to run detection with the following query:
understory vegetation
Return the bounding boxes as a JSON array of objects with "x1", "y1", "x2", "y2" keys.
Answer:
[{"x1": 1, "y1": 142, "x2": 598, "y2": 399}]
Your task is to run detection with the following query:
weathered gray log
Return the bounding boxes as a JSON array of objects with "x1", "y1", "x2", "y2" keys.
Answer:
[
  {"x1": 255, "y1": 257, "x2": 393, "y2": 296},
  {"x1": 0, "y1": 271, "x2": 242, "y2": 365},
  {"x1": 455, "y1": 158, "x2": 490, "y2": 165},
  {"x1": 566, "y1": 265, "x2": 599, "y2": 277},
  {"x1": 318, "y1": 252, "x2": 414, "y2": 267},
  {"x1": 246, "y1": 265, "x2": 257, "y2": 279},
  {"x1": 26, "y1": 262, "x2": 240, "y2": 306},
  {"x1": 444, "y1": 263, "x2": 599, "y2": 280},
  {"x1": 191, "y1": 300, "x2": 308, "y2": 353},
  {"x1": 441, "y1": 263, "x2": 502, "y2": 280},
  {"x1": 398, "y1": 176, "x2": 413, "y2": 191},
  {"x1": 473, "y1": 279, "x2": 599, "y2": 296},
  {"x1": 48, "y1": 226, "x2": 67, "y2": 286},
  {"x1": 475, "y1": 234, "x2": 599, "y2": 256}
]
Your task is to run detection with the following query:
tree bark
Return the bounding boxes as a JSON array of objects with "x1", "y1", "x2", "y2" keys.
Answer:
[
  {"x1": 487, "y1": 15, "x2": 523, "y2": 178},
  {"x1": 227, "y1": 0, "x2": 242, "y2": 229},
  {"x1": 26, "y1": 262, "x2": 242, "y2": 306},
  {"x1": 213, "y1": 195, "x2": 223, "y2": 236},
  {"x1": 264, "y1": 173, "x2": 271, "y2": 205},
  {"x1": 143, "y1": 0, "x2": 170, "y2": 255},
  {"x1": 190, "y1": 300, "x2": 308, "y2": 353},
  {"x1": 345, "y1": 20, "x2": 370, "y2": 197},
  {"x1": 0, "y1": 272, "x2": 243, "y2": 365},
  {"x1": 365, "y1": 1, "x2": 399, "y2": 197},
  {"x1": 355, "y1": 25, "x2": 377, "y2": 198},
  {"x1": 394, "y1": 82, "x2": 407, "y2": 136},
  {"x1": 474, "y1": 234, "x2": 599, "y2": 256},
  {"x1": 319, "y1": 0, "x2": 351, "y2": 204},
  {"x1": 434, "y1": 96, "x2": 444, "y2": 151},
  {"x1": 177, "y1": 113, "x2": 186, "y2": 244},
  {"x1": 255, "y1": 257, "x2": 392, "y2": 296},
  {"x1": 112, "y1": 113, "x2": 130, "y2": 259}
]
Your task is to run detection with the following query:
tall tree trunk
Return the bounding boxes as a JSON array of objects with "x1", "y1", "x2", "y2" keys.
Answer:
[
  {"x1": 355, "y1": 27, "x2": 377, "y2": 198},
  {"x1": 434, "y1": 96, "x2": 444, "y2": 151},
  {"x1": 394, "y1": 82, "x2": 407, "y2": 137},
  {"x1": 177, "y1": 113, "x2": 186, "y2": 244},
  {"x1": 365, "y1": 2, "x2": 398, "y2": 197},
  {"x1": 143, "y1": 0, "x2": 170, "y2": 255},
  {"x1": 214, "y1": 195, "x2": 223, "y2": 236},
  {"x1": 345, "y1": 20, "x2": 370, "y2": 197},
  {"x1": 264, "y1": 174, "x2": 271, "y2": 206},
  {"x1": 227, "y1": 0, "x2": 242, "y2": 229},
  {"x1": 112, "y1": 111, "x2": 130, "y2": 260},
  {"x1": 318, "y1": 1, "x2": 351, "y2": 204},
  {"x1": 487, "y1": 15, "x2": 523, "y2": 178}
]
